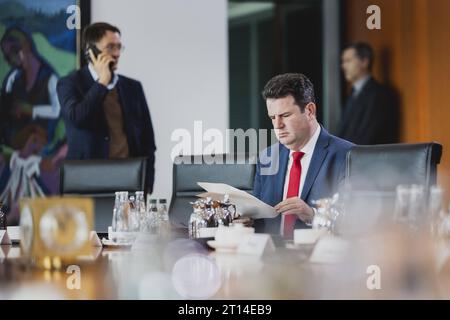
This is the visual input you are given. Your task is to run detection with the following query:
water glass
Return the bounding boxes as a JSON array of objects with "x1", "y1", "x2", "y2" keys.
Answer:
[
  {"x1": 394, "y1": 184, "x2": 425, "y2": 229},
  {"x1": 428, "y1": 185, "x2": 444, "y2": 235}
]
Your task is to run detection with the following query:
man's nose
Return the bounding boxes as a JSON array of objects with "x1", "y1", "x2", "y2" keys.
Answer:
[{"x1": 274, "y1": 117, "x2": 284, "y2": 129}]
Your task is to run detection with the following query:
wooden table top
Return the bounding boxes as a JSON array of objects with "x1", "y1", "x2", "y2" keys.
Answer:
[{"x1": 1, "y1": 229, "x2": 450, "y2": 300}]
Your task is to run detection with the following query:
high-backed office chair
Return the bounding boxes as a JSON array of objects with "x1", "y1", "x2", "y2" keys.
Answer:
[
  {"x1": 343, "y1": 142, "x2": 443, "y2": 228},
  {"x1": 169, "y1": 154, "x2": 256, "y2": 228},
  {"x1": 345, "y1": 142, "x2": 442, "y2": 192},
  {"x1": 59, "y1": 157, "x2": 147, "y2": 232}
]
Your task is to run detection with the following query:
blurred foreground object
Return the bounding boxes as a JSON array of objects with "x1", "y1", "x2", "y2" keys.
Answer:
[
  {"x1": 0, "y1": 202, "x2": 6, "y2": 230},
  {"x1": 19, "y1": 197, "x2": 93, "y2": 268}
]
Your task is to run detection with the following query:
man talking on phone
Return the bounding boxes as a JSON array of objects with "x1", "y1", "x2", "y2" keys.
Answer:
[{"x1": 57, "y1": 22, "x2": 156, "y2": 193}]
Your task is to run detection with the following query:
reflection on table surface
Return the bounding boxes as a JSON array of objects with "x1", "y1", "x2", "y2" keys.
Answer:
[{"x1": 1, "y1": 226, "x2": 450, "y2": 300}]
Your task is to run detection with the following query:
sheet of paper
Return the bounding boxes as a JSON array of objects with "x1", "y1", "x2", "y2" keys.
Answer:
[{"x1": 197, "y1": 182, "x2": 277, "y2": 219}]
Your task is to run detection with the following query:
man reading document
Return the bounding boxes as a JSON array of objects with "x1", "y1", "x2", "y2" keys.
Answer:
[{"x1": 253, "y1": 73, "x2": 354, "y2": 237}]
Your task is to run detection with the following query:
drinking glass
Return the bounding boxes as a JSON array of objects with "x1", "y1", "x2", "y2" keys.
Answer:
[
  {"x1": 394, "y1": 185, "x2": 411, "y2": 223},
  {"x1": 394, "y1": 184, "x2": 425, "y2": 230}
]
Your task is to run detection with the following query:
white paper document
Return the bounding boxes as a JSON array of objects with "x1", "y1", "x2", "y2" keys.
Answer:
[{"x1": 197, "y1": 182, "x2": 277, "y2": 219}]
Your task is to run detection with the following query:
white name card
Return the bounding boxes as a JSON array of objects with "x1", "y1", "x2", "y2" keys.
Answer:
[
  {"x1": 0, "y1": 230, "x2": 12, "y2": 245},
  {"x1": 294, "y1": 228, "x2": 328, "y2": 245},
  {"x1": 198, "y1": 227, "x2": 217, "y2": 238},
  {"x1": 90, "y1": 231, "x2": 102, "y2": 247},
  {"x1": 237, "y1": 234, "x2": 275, "y2": 256},
  {"x1": 309, "y1": 235, "x2": 349, "y2": 264},
  {"x1": 7, "y1": 226, "x2": 20, "y2": 242}
]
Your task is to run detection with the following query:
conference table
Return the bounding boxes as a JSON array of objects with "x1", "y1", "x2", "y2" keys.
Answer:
[
  {"x1": 0, "y1": 232, "x2": 318, "y2": 300},
  {"x1": 1, "y1": 227, "x2": 450, "y2": 300}
]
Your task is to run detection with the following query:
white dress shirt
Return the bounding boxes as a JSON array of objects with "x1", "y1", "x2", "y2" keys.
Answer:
[
  {"x1": 352, "y1": 75, "x2": 371, "y2": 97},
  {"x1": 279, "y1": 125, "x2": 321, "y2": 234},
  {"x1": 88, "y1": 63, "x2": 119, "y2": 90}
]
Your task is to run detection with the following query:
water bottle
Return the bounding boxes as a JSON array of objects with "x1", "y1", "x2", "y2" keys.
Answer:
[
  {"x1": 135, "y1": 191, "x2": 146, "y2": 231},
  {"x1": 0, "y1": 202, "x2": 6, "y2": 230},
  {"x1": 189, "y1": 208, "x2": 203, "y2": 239},
  {"x1": 158, "y1": 199, "x2": 169, "y2": 221},
  {"x1": 188, "y1": 201, "x2": 207, "y2": 239},
  {"x1": 112, "y1": 191, "x2": 129, "y2": 234},
  {"x1": 148, "y1": 199, "x2": 159, "y2": 234},
  {"x1": 128, "y1": 195, "x2": 139, "y2": 232},
  {"x1": 158, "y1": 199, "x2": 170, "y2": 237},
  {"x1": 112, "y1": 192, "x2": 121, "y2": 234}
]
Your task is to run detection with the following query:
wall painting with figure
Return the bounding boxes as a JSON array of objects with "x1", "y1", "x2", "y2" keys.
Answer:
[{"x1": 0, "y1": 0, "x2": 90, "y2": 224}]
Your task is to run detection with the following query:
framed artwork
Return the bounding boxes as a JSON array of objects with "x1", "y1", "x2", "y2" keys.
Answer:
[{"x1": 0, "y1": 0, "x2": 90, "y2": 224}]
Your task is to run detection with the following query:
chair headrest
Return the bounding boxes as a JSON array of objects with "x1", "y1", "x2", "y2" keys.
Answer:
[
  {"x1": 60, "y1": 157, "x2": 147, "y2": 195},
  {"x1": 345, "y1": 142, "x2": 442, "y2": 191},
  {"x1": 172, "y1": 154, "x2": 256, "y2": 192}
]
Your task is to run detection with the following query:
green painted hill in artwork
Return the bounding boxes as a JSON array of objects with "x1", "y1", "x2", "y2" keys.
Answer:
[{"x1": 32, "y1": 32, "x2": 76, "y2": 77}]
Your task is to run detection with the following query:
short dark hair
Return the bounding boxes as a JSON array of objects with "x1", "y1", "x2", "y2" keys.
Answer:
[
  {"x1": 344, "y1": 42, "x2": 374, "y2": 70},
  {"x1": 82, "y1": 22, "x2": 121, "y2": 50},
  {"x1": 261, "y1": 73, "x2": 316, "y2": 112}
]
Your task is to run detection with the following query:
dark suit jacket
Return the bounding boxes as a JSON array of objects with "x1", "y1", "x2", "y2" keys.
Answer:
[
  {"x1": 56, "y1": 66, "x2": 156, "y2": 192},
  {"x1": 337, "y1": 77, "x2": 399, "y2": 145},
  {"x1": 252, "y1": 127, "x2": 354, "y2": 234}
]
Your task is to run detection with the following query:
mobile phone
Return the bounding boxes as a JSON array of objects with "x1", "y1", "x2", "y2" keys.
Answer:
[
  {"x1": 85, "y1": 44, "x2": 114, "y2": 73},
  {"x1": 84, "y1": 44, "x2": 101, "y2": 63}
]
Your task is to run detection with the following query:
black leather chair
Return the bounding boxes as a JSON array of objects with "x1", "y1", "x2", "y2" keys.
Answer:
[
  {"x1": 59, "y1": 157, "x2": 147, "y2": 232},
  {"x1": 169, "y1": 154, "x2": 256, "y2": 228},
  {"x1": 343, "y1": 142, "x2": 443, "y2": 228},
  {"x1": 345, "y1": 142, "x2": 442, "y2": 191}
]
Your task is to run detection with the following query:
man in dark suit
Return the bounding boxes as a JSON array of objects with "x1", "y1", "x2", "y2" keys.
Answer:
[
  {"x1": 337, "y1": 42, "x2": 399, "y2": 145},
  {"x1": 57, "y1": 22, "x2": 156, "y2": 192},
  {"x1": 253, "y1": 73, "x2": 354, "y2": 236}
]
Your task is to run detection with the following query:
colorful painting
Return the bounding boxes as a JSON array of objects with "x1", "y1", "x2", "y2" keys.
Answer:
[{"x1": 0, "y1": 0, "x2": 87, "y2": 224}]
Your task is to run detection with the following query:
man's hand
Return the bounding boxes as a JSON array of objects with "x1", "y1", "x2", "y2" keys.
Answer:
[
  {"x1": 89, "y1": 49, "x2": 114, "y2": 86},
  {"x1": 274, "y1": 197, "x2": 314, "y2": 224}
]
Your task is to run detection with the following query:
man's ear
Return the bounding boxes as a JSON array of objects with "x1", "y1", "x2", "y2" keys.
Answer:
[{"x1": 305, "y1": 102, "x2": 316, "y2": 119}]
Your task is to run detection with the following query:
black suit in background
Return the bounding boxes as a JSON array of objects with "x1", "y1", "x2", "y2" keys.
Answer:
[
  {"x1": 337, "y1": 77, "x2": 399, "y2": 145},
  {"x1": 57, "y1": 66, "x2": 156, "y2": 193}
]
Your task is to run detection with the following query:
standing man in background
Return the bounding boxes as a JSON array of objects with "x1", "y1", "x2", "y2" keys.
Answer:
[
  {"x1": 337, "y1": 42, "x2": 399, "y2": 145},
  {"x1": 57, "y1": 22, "x2": 156, "y2": 193}
]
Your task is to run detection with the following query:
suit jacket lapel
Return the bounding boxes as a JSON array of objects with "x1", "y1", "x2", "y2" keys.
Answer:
[
  {"x1": 115, "y1": 77, "x2": 135, "y2": 152},
  {"x1": 273, "y1": 143, "x2": 289, "y2": 204},
  {"x1": 301, "y1": 127, "x2": 330, "y2": 200},
  {"x1": 116, "y1": 77, "x2": 128, "y2": 113},
  {"x1": 80, "y1": 66, "x2": 96, "y2": 91}
]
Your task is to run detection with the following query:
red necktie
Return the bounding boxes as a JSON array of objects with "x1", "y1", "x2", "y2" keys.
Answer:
[{"x1": 282, "y1": 151, "x2": 305, "y2": 237}]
